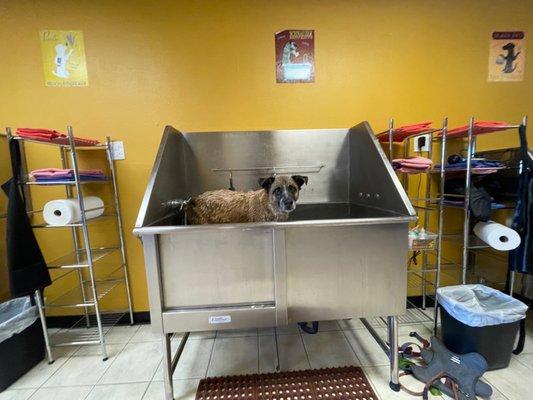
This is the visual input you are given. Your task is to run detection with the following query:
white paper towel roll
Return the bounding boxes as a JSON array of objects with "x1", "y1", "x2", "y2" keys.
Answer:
[
  {"x1": 473, "y1": 221, "x2": 521, "y2": 251},
  {"x1": 43, "y1": 197, "x2": 104, "y2": 226}
]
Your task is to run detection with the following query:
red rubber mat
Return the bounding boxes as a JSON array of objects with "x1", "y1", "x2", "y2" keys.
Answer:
[{"x1": 196, "y1": 366, "x2": 378, "y2": 400}]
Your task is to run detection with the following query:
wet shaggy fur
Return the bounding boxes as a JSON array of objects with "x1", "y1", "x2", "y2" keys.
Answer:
[{"x1": 186, "y1": 175, "x2": 307, "y2": 224}]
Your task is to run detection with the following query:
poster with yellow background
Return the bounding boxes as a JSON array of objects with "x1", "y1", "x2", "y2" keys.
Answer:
[{"x1": 40, "y1": 30, "x2": 88, "y2": 87}]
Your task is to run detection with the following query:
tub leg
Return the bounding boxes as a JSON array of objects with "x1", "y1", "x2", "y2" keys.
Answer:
[
  {"x1": 387, "y1": 316, "x2": 400, "y2": 392},
  {"x1": 274, "y1": 327, "x2": 280, "y2": 371},
  {"x1": 162, "y1": 333, "x2": 174, "y2": 400}
]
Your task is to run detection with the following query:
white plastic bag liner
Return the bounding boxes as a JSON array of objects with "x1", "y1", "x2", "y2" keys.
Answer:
[
  {"x1": 437, "y1": 284, "x2": 528, "y2": 327},
  {"x1": 0, "y1": 297, "x2": 39, "y2": 343}
]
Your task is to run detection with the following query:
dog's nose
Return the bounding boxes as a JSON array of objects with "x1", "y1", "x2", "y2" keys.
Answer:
[{"x1": 284, "y1": 200, "x2": 294, "y2": 208}]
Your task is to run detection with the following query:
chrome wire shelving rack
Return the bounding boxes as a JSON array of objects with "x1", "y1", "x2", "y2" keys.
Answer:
[
  {"x1": 381, "y1": 118, "x2": 444, "y2": 326},
  {"x1": 383, "y1": 116, "x2": 528, "y2": 330},
  {"x1": 4, "y1": 126, "x2": 134, "y2": 362},
  {"x1": 437, "y1": 117, "x2": 527, "y2": 297}
]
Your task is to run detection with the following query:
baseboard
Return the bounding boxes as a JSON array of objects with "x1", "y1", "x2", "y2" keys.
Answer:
[
  {"x1": 407, "y1": 295, "x2": 436, "y2": 309},
  {"x1": 46, "y1": 311, "x2": 151, "y2": 328},
  {"x1": 45, "y1": 293, "x2": 528, "y2": 329}
]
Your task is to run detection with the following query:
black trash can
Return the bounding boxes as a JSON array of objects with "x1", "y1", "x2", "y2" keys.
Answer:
[
  {"x1": 0, "y1": 297, "x2": 45, "y2": 392},
  {"x1": 437, "y1": 284, "x2": 528, "y2": 371}
]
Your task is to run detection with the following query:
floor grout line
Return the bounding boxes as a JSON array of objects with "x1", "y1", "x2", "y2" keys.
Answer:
[
  {"x1": 12, "y1": 320, "x2": 533, "y2": 399},
  {"x1": 299, "y1": 331, "x2": 313, "y2": 368},
  {"x1": 79, "y1": 325, "x2": 142, "y2": 398},
  {"x1": 513, "y1": 354, "x2": 533, "y2": 371},
  {"x1": 205, "y1": 331, "x2": 218, "y2": 378},
  {"x1": 482, "y1": 376, "x2": 511, "y2": 400},
  {"x1": 359, "y1": 366, "x2": 383, "y2": 400},
  {"x1": 256, "y1": 329, "x2": 260, "y2": 373},
  {"x1": 340, "y1": 327, "x2": 363, "y2": 366},
  {"x1": 34, "y1": 346, "x2": 81, "y2": 391}
]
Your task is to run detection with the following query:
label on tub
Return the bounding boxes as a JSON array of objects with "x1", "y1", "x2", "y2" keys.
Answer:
[{"x1": 209, "y1": 315, "x2": 232, "y2": 324}]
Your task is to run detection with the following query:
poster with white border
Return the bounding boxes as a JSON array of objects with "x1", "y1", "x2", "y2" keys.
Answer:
[{"x1": 488, "y1": 31, "x2": 525, "y2": 82}]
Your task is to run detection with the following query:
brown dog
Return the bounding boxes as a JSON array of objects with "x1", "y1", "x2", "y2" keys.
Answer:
[{"x1": 186, "y1": 175, "x2": 308, "y2": 224}]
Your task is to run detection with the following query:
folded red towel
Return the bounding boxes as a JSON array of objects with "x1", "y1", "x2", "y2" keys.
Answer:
[
  {"x1": 17, "y1": 128, "x2": 63, "y2": 137},
  {"x1": 378, "y1": 121, "x2": 434, "y2": 143},
  {"x1": 16, "y1": 128, "x2": 100, "y2": 146},
  {"x1": 438, "y1": 121, "x2": 511, "y2": 138}
]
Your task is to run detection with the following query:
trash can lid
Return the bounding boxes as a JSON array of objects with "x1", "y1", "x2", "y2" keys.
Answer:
[{"x1": 436, "y1": 284, "x2": 529, "y2": 327}]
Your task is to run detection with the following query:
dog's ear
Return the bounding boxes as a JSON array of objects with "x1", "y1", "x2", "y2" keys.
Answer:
[
  {"x1": 292, "y1": 175, "x2": 308, "y2": 188},
  {"x1": 258, "y1": 176, "x2": 275, "y2": 191}
]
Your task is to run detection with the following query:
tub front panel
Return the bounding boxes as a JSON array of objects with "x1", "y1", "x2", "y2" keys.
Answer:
[{"x1": 159, "y1": 228, "x2": 275, "y2": 308}]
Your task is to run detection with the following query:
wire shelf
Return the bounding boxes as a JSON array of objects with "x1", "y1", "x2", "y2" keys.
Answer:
[
  {"x1": 47, "y1": 247, "x2": 120, "y2": 269},
  {"x1": 375, "y1": 303, "x2": 433, "y2": 327},
  {"x1": 45, "y1": 270, "x2": 126, "y2": 308},
  {"x1": 50, "y1": 311, "x2": 128, "y2": 346},
  {"x1": 442, "y1": 234, "x2": 491, "y2": 250},
  {"x1": 23, "y1": 179, "x2": 111, "y2": 186},
  {"x1": 32, "y1": 213, "x2": 117, "y2": 228},
  {"x1": 12, "y1": 136, "x2": 107, "y2": 150}
]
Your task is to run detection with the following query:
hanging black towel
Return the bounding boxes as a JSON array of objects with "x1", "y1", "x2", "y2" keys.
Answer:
[
  {"x1": 1, "y1": 138, "x2": 51, "y2": 297},
  {"x1": 508, "y1": 124, "x2": 532, "y2": 275}
]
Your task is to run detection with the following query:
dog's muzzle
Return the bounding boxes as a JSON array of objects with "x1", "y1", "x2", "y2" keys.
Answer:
[{"x1": 279, "y1": 199, "x2": 296, "y2": 213}]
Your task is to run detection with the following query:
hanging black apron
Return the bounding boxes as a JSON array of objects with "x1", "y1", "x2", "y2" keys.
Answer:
[
  {"x1": 507, "y1": 124, "x2": 531, "y2": 356},
  {"x1": 1, "y1": 138, "x2": 51, "y2": 297},
  {"x1": 509, "y1": 124, "x2": 532, "y2": 275}
]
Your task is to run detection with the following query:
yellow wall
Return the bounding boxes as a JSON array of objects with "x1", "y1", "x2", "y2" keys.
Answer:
[{"x1": 0, "y1": 0, "x2": 531, "y2": 311}]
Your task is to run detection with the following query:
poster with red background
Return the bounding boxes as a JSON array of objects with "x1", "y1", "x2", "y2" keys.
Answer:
[{"x1": 275, "y1": 30, "x2": 315, "y2": 83}]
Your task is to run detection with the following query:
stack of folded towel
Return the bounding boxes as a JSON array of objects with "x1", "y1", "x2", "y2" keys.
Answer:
[
  {"x1": 434, "y1": 159, "x2": 506, "y2": 175},
  {"x1": 16, "y1": 128, "x2": 100, "y2": 146},
  {"x1": 392, "y1": 156, "x2": 433, "y2": 173},
  {"x1": 377, "y1": 121, "x2": 434, "y2": 143},
  {"x1": 437, "y1": 121, "x2": 511, "y2": 139},
  {"x1": 30, "y1": 168, "x2": 106, "y2": 182}
]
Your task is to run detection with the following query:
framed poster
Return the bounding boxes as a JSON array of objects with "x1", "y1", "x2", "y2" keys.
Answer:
[
  {"x1": 488, "y1": 31, "x2": 525, "y2": 82},
  {"x1": 275, "y1": 30, "x2": 315, "y2": 83},
  {"x1": 40, "y1": 30, "x2": 89, "y2": 87}
]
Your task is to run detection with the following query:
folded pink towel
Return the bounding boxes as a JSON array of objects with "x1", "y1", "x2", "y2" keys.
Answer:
[
  {"x1": 392, "y1": 156, "x2": 433, "y2": 166},
  {"x1": 392, "y1": 157, "x2": 432, "y2": 174},
  {"x1": 30, "y1": 168, "x2": 105, "y2": 178}
]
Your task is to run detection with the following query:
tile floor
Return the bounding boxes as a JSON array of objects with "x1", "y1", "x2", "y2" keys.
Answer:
[{"x1": 1, "y1": 310, "x2": 531, "y2": 400}]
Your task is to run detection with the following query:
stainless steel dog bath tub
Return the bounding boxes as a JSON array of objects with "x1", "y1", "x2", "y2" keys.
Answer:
[{"x1": 134, "y1": 122, "x2": 416, "y2": 399}]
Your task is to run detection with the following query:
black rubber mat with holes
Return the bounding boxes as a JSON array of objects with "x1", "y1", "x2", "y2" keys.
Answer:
[{"x1": 196, "y1": 366, "x2": 378, "y2": 400}]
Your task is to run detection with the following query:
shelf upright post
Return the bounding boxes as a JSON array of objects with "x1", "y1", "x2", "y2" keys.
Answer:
[
  {"x1": 34, "y1": 290, "x2": 54, "y2": 364},
  {"x1": 105, "y1": 136, "x2": 134, "y2": 324},
  {"x1": 462, "y1": 117, "x2": 475, "y2": 284},
  {"x1": 402, "y1": 139, "x2": 409, "y2": 187},
  {"x1": 433, "y1": 117, "x2": 447, "y2": 333},
  {"x1": 509, "y1": 115, "x2": 528, "y2": 296},
  {"x1": 388, "y1": 118, "x2": 394, "y2": 161},
  {"x1": 60, "y1": 146, "x2": 91, "y2": 328},
  {"x1": 67, "y1": 126, "x2": 108, "y2": 361},
  {"x1": 420, "y1": 129, "x2": 433, "y2": 309}
]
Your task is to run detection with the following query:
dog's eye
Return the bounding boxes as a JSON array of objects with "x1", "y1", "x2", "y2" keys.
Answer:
[
  {"x1": 273, "y1": 187, "x2": 282, "y2": 195},
  {"x1": 288, "y1": 186, "x2": 296, "y2": 193}
]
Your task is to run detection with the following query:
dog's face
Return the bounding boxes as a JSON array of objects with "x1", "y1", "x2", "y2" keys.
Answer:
[{"x1": 258, "y1": 175, "x2": 308, "y2": 214}]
